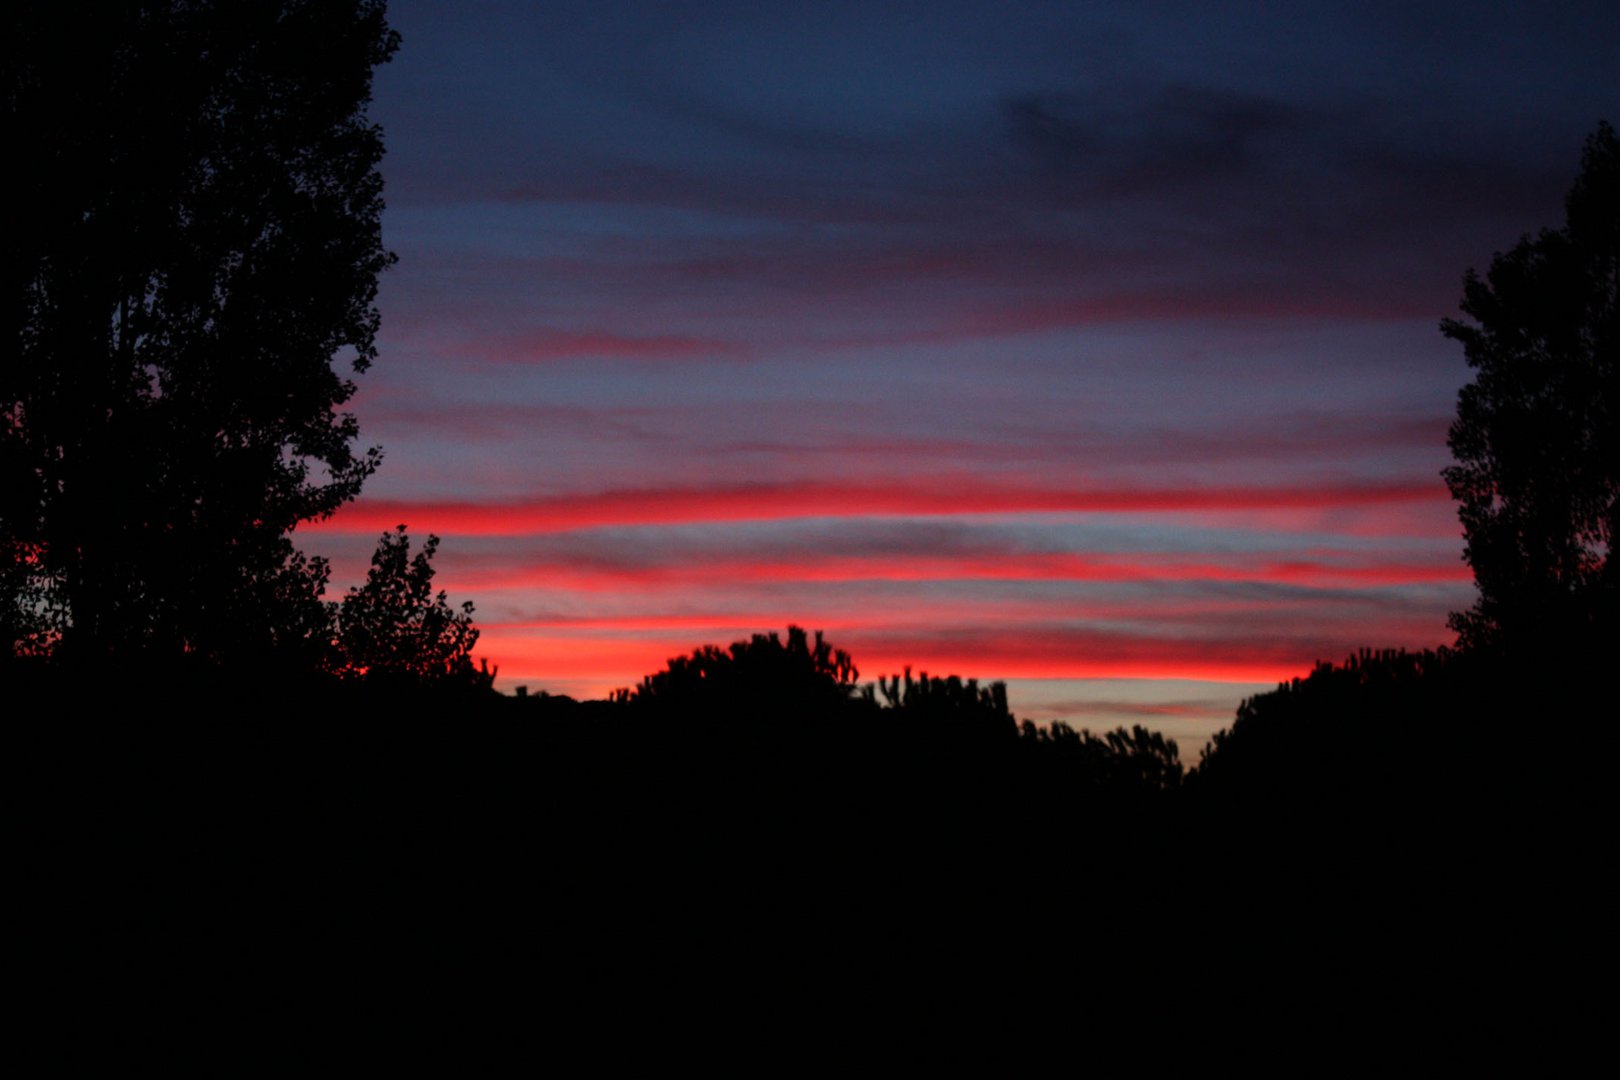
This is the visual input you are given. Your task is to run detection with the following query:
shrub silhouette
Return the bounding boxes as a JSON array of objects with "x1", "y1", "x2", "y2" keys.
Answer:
[
  {"x1": 1187, "y1": 646, "x2": 1474, "y2": 814},
  {"x1": 870, "y1": 667, "x2": 1016, "y2": 742},
  {"x1": 1017, "y1": 720, "x2": 1183, "y2": 794},
  {"x1": 619, "y1": 625, "x2": 859, "y2": 724}
]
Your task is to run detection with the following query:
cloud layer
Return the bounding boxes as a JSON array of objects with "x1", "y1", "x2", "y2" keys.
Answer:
[{"x1": 313, "y1": 1, "x2": 1617, "y2": 743}]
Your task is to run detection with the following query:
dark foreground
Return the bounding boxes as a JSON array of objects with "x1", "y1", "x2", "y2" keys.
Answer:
[{"x1": 12, "y1": 650, "x2": 1609, "y2": 1061}]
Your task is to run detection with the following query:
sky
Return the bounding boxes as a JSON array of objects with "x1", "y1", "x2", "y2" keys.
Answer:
[{"x1": 304, "y1": 0, "x2": 1618, "y2": 756}]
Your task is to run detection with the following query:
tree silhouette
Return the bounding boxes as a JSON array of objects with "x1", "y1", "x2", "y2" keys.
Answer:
[
  {"x1": 3, "y1": 2, "x2": 399, "y2": 664},
  {"x1": 1442, "y1": 121, "x2": 1618, "y2": 655},
  {"x1": 871, "y1": 667, "x2": 1017, "y2": 741},
  {"x1": 1017, "y1": 720, "x2": 1184, "y2": 794},
  {"x1": 620, "y1": 625, "x2": 860, "y2": 724},
  {"x1": 335, "y1": 526, "x2": 481, "y2": 685},
  {"x1": 1188, "y1": 647, "x2": 1463, "y2": 805}
]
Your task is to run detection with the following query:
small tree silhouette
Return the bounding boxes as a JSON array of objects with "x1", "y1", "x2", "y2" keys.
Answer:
[{"x1": 336, "y1": 526, "x2": 481, "y2": 685}]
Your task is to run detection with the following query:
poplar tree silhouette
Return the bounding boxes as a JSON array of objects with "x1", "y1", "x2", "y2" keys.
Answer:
[
  {"x1": 1442, "y1": 121, "x2": 1618, "y2": 656},
  {"x1": 3, "y1": 1, "x2": 399, "y2": 665}
]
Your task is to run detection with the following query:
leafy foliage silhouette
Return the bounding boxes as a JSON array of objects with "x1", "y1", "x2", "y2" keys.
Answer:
[
  {"x1": 1441, "y1": 120, "x2": 1618, "y2": 655},
  {"x1": 336, "y1": 526, "x2": 483, "y2": 687},
  {"x1": 1189, "y1": 647, "x2": 1463, "y2": 804},
  {"x1": 3, "y1": 1, "x2": 399, "y2": 664},
  {"x1": 619, "y1": 625, "x2": 860, "y2": 722},
  {"x1": 871, "y1": 667, "x2": 1017, "y2": 741},
  {"x1": 1020, "y1": 721, "x2": 1184, "y2": 794}
]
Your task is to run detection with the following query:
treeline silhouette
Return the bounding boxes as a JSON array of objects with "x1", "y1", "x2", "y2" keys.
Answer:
[
  {"x1": 16, "y1": 615, "x2": 1607, "y2": 1055},
  {"x1": 17, "y1": 623, "x2": 1202, "y2": 1030},
  {"x1": 19, "y1": 615, "x2": 1603, "y2": 1051}
]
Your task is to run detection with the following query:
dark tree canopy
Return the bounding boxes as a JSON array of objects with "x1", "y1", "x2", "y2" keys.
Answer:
[
  {"x1": 3, "y1": 1, "x2": 399, "y2": 663},
  {"x1": 335, "y1": 526, "x2": 480, "y2": 685},
  {"x1": 621, "y1": 625, "x2": 861, "y2": 721},
  {"x1": 1442, "y1": 121, "x2": 1619, "y2": 655}
]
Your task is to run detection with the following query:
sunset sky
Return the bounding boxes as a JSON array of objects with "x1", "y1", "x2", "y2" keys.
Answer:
[{"x1": 304, "y1": 0, "x2": 1617, "y2": 755}]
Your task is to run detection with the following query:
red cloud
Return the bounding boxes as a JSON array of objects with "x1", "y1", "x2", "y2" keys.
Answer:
[
  {"x1": 438, "y1": 550, "x2": 1467, "y2": 595},
  {"x1": 310, "y1": 478, "x2": 1447, "y2": 537}
]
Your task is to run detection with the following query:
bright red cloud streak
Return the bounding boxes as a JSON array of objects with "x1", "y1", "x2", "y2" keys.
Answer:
[
  {"x1": 310, "y1": 479, "x2": 1447, "y2": 537},
  {"x1": 440, "y1": 551, "x2": 1468, "y2": 594},
  {"x1": 306, "y1": 474, "x2": 1463, "y2": 711}
]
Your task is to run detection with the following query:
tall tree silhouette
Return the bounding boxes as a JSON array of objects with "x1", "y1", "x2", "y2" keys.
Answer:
[
  {"x1": 3, "y1": 2, "x2": 399, "y2": 663},
  {"x1": 1442, "y1": 121, "x2": 1618, "y2": 655}
]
